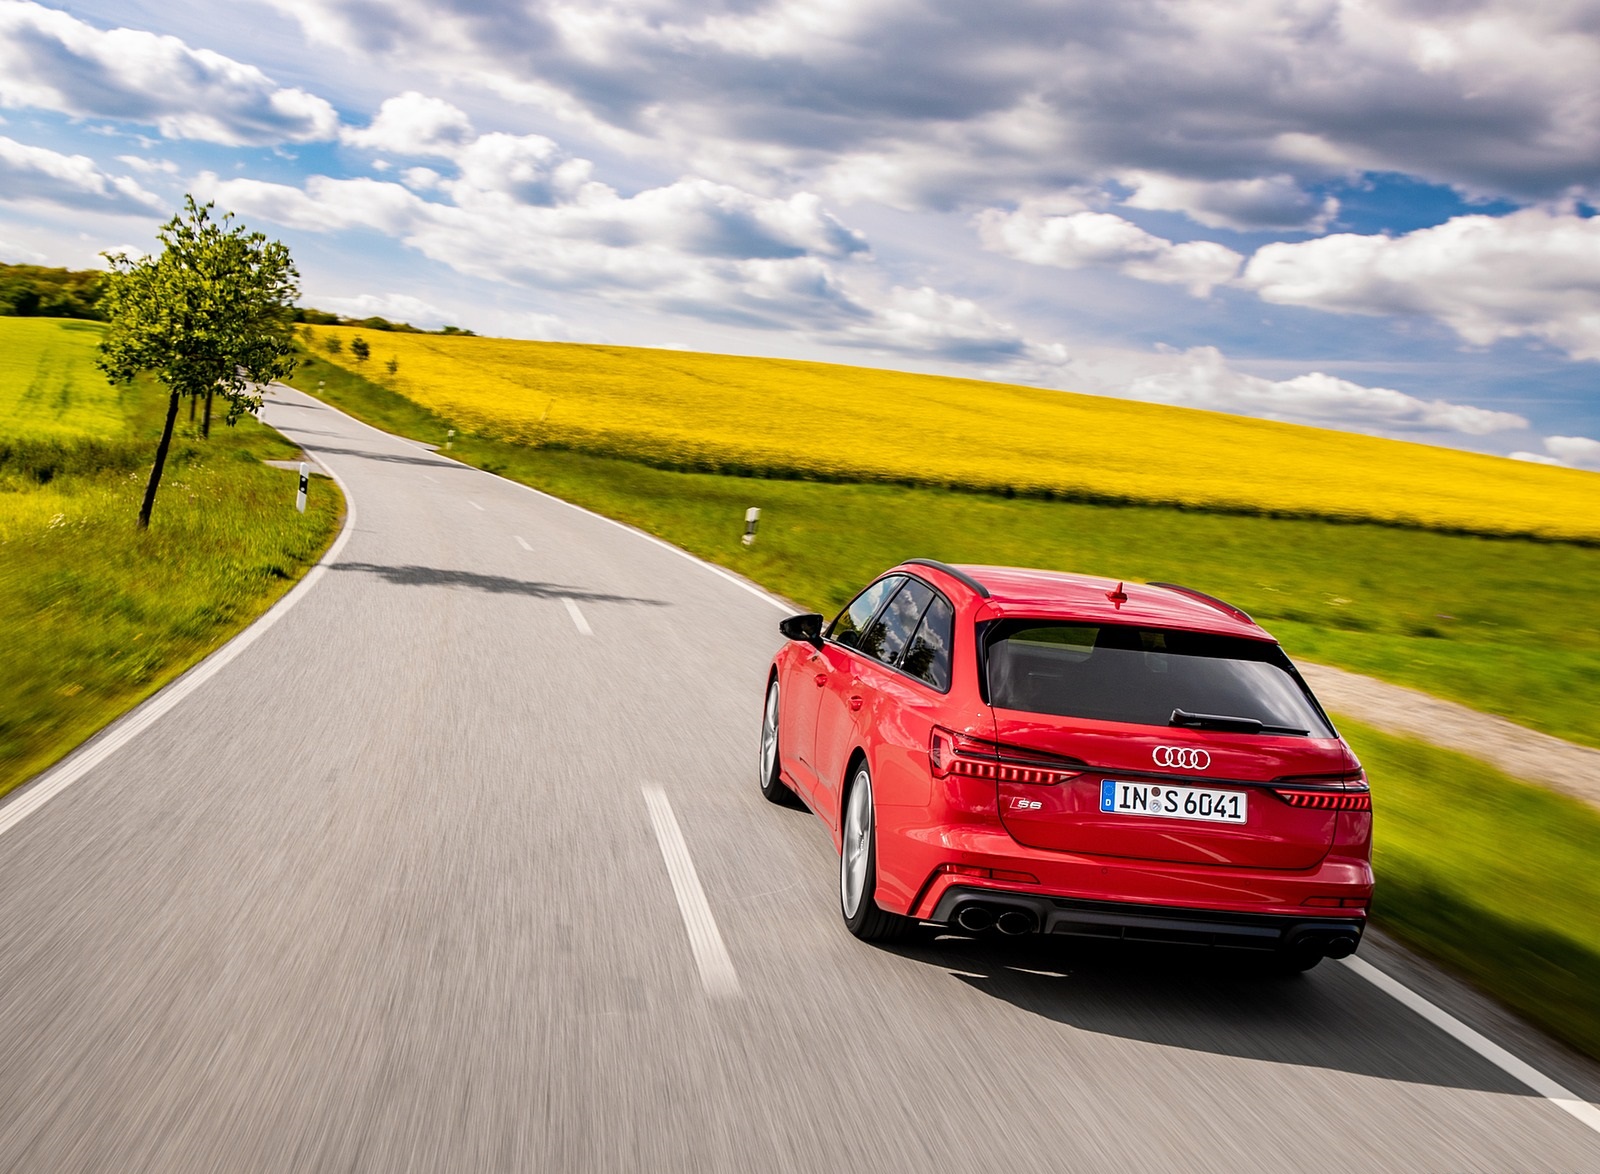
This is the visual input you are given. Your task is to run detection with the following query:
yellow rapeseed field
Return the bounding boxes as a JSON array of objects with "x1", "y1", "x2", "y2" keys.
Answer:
[{"x1": 303, "y1": 325, "x2": 1600, "y2": 541}]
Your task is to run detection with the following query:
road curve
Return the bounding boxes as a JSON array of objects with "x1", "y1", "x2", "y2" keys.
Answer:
[{"x1": 1, "y1": 385, "x2": 1597, "y2": 1172}]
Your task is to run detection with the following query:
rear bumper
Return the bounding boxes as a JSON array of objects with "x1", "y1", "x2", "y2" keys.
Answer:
[{"x1": 930, "y1": 885, "x2": 1365, "y2": 956}]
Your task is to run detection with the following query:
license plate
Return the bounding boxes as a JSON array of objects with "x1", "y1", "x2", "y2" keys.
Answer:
[{"x1": 1100, "y1": 779, "x2": 1247, "y2": 824}]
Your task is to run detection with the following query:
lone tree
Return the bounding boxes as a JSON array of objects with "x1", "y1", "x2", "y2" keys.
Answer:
[
  {"x1": 350, "y1": 335, "x2": 370, "y2": 363},
  {"x1": 98, "y1": 197, "x2": 299, "y2": 529}
]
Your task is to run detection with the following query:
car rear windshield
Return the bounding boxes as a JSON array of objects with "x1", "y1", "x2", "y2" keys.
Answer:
[{"x1": 985, "y1": 621, "x2": 1333, "y2": 737}]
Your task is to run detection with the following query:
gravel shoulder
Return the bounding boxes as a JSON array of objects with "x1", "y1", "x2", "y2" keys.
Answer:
[{"x1": 1301, "y1": 662, "x2": 1600, "y2": 809}]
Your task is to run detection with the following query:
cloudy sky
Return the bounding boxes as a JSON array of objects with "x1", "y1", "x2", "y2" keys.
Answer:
[{"x1": 2, "y1": 0, "x2": 1598, "y2": 467}]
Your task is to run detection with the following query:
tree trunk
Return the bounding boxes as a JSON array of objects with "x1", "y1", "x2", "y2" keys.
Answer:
[
  {"x1": 188, "y1": 393, "x2": 196, "y2": 423},
  {"x1": 138, "y1": 392, "x2": 182, "y2": 530},
  {"x1": 202, "y1": 388, "x2": 214, "y2": 438}
]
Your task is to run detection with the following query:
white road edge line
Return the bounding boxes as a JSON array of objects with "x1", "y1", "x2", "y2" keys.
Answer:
[
  {"x1": 641, "y1": 786, "x2": 739, "y2": 999},
  {"x1": 468, "y1": 500, "x2": 484, "y2": 511},
  {"x1": 0, "y1": 419, "x2": 358, "y2": 843},
  {"x1": 1342, "y1": 956, "x2": 1600, "y2": 1135},
  {"x1": 514, "y1": 535, "x2": 532, "y2": 551},
  {"x1": 563, "y1": 598, "x2": 593, "y2": 636}
]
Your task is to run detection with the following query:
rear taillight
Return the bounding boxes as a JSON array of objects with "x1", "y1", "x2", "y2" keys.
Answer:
[
  {"x1": 936, "y1": 863, "x2": 1040, "y2": 885},
  {"x1": 929, "y1": 727, "x2": 1081, "y2": 785},
  {"x1": 1271, "y1": 770, "x2": 1371, "y2": 811}
]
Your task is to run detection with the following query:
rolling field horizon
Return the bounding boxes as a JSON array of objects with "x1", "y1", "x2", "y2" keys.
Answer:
[{"x1": 301, "y1": 324, "x2": 1600, "y2": 544}]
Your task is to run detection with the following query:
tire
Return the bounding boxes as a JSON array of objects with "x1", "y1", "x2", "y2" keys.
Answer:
[
  {"x1": 839, "y1": 762, "x2": 909, "y2": 941},
  {"x1": 758, "y1": 677, "x2": 799, "y2": 806}
]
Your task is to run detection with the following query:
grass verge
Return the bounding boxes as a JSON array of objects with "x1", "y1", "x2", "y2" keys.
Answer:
[
  {"x1": 0, "y1": 327, "x2": 344, "y2": 800},
  {"x1": 1340, "y1": 717, "x2": 1600, "y2": 1061}
]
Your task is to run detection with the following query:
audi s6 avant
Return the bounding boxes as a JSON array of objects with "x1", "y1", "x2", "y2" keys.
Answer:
[{"x1": 758, "y1": 560, "x2": 1374, "y2": 972}]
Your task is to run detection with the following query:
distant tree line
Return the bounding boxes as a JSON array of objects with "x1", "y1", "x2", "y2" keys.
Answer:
[
  {"x1": 1, "y1": 264, "x2": 473, "y2": 337},
  {"x1": 0, "y1": 262, "x2": 106, "y2": 320},
  {"x1": 292, "y1": 307, "x2": 474, "y2": 336}
]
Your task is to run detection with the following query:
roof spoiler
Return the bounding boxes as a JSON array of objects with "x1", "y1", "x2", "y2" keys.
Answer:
[
  {"x1": 1149, "y1": 581, "x2": 1253, "y2": 624},
  {"x1": 903, "y1": 558, "x2": 991, "y2": 599}
]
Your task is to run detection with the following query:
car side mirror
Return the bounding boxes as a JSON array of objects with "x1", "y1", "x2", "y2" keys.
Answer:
[{"x1": 779, "y1": 613, "x2": 825, "y2": 647}]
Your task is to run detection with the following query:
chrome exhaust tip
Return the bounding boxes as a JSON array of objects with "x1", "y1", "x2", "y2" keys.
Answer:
[
  {"x1": 954, "y1": 904, "x2": 994, "y2": 933},
  {"x1": 995, "y1": 909, "x2": 1037, "y2": 936}
]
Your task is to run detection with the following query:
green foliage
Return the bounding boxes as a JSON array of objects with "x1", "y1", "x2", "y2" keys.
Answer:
[
  {"x1": 385, "y1": 356, "x2": 399, "y2": 376},
  {"x1": 0, "y1": 262, "x2": 106, "y2": 321},
  {"x1": 325, "y1": 334, "x2": 343, "y2": 354},
  {"x1": 349, "y1": 335, "x2": 370, "y2": 363},
  {"x1": 96, "y1": 196, "x2": 300, "y2": 526},
  {"x1": 290, "y1": 305, "x2": 474, "y2": 335},
  {"x1": 98, "y1": 197, "x2": 300, "y2": 419}
]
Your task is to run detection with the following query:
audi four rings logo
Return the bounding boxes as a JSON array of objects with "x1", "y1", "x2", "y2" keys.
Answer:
[{"x1": 1153, "y1": 746, "x2": 1211, "y2": 770}]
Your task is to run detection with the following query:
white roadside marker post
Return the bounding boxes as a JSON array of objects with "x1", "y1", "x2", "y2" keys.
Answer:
[
  {"x1": 446, "y1": 428, "x2": 455, "y2": 451},
  {"x1": 742, "y1": 506, "x2": 760, "y2": 546},
  {"x1": 296, "y1": 462, "x2": 308, "y2": 513}
]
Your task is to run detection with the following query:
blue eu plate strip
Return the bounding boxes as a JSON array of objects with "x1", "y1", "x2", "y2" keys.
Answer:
[{"x1": 1100, "y1": 779, "x2": 1116, "y2": 812}]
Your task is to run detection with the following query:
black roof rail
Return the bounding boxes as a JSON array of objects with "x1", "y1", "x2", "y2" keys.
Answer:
[
  {"x1": 1149, "y1": 582, "x2": 1252, "y2": 624},
  {"x1": 903, "y1": 558, "x2": 991, "y2": 599}
]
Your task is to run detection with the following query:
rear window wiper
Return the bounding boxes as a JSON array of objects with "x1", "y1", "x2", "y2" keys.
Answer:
[{"x1": 1170, "y1": 708, "x2": 1308, "y2": 736}]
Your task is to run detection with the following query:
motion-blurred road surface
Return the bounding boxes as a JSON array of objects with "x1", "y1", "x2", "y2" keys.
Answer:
[{"x1": 1, "y1": 386, "x2": 1596, "y2": 1172}]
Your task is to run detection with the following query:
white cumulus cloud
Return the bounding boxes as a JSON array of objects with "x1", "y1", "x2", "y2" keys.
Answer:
[
  {"x1": 1120, "y1": 172, "x2": 1338, "y2": 233},
  {"x1": 267, "y1": 0, "x2": 1600, "y2": 210},
  {"x1": 1542, "y1": 435, "x2": 1600, "y2": 470},
  {"x1": 976, "y1": 204, "x2": 1243, "y2": 295},
  {"x1": 341, "y1": 91, "x2": 475, "y2": 156},
  {"x1": 0, "y1": 1, "x2": 338, "y2": 144},
  {"x1": 1069, "y1": 345, "x2": 1528, "y2": 438},
  {"x1": 1240, "y1": 208, "x2": 1600, "y2": 361},
  {"x1": 0, "y1": 134, "x2": 161, "y2": 213}
]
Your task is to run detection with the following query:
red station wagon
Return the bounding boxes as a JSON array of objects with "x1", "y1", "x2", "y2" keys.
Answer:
[{"x1": 758, "y1": 560, "x2": 1374, "y2": 972}]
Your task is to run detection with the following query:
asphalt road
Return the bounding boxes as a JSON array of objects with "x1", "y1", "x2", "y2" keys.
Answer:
[{"x1": 2, "y1": 386, "x2": 1597, "y2": 1173}]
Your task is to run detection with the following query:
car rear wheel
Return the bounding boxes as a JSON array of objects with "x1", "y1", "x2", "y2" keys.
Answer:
[
  {"x1": 839, "y1": 764, "x2": 908, "y2": 941},
  {"x1": 758, "y1": 678, "x2": 798, "y2": 806}
]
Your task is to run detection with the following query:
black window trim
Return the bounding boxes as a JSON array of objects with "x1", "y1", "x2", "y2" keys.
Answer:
[{"x1": 830, "y1": 572, "x2": 957, "y2": 695}]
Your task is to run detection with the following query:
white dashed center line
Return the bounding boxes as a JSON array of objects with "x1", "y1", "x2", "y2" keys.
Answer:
[
  {"x1": 563, "y1": 598, "x2": 593, "y2": 635},
  {"x1": 468, "y1": 500, "x2": 484, "y2": 511},
  {"x1": 642, "y1": 786, "x2": 739, "y2": 999},
  {"x1": 514, "y1": 535, "x2": 532, "y2": 551}
]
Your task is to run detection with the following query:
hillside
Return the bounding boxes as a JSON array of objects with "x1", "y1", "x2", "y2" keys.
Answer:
[{"x1": 299, "y1": 326, "x2": 1600, "y2": 543}]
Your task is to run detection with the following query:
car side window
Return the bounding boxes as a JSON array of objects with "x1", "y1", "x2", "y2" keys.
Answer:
[
  {"x1": 859, "y1": 579, "x2": 933, "y2": 666},
  {"x1": 902, "y1": 594, "x2": 954, "y2": 691},
  {"x1": 827, "y1": 575, "x2": 904, "y2": 648}
]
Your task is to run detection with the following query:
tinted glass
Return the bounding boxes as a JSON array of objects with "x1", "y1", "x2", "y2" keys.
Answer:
[
  {"x1": 859, "y1": 580, "x2": 933, "y2": 665},
  {"x1": 987, "y1": 622, "x2": 1332, "y2": 736},
  {"x1": 902, "y1": 594, "x2": 955, "y2": 691},
  {"x1": 828, "y1": 575, "x2": 904, "y2": 648}
]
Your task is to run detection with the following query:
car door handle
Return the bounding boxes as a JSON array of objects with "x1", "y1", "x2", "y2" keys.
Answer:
[
  {"x1": 815, "y1": 673, "x2": 828, "y2": 687},
  {"x1": 848, "y1": 695, "x2": 864, "y2": 711}
]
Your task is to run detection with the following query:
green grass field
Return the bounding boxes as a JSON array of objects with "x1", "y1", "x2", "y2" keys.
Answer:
[
  {"x1": 0, "y1": 319, "x2": 344, "y2": 797},
  {"x1": 0, "y1": 317, "x2": 130, "y2": 439},
  {"x1": 290, "y1": 351, "x2": 1600, "y2": 1060},
  {"x1": 1342, "y1": 718, "x2": 1600, "y2": 1060}
]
